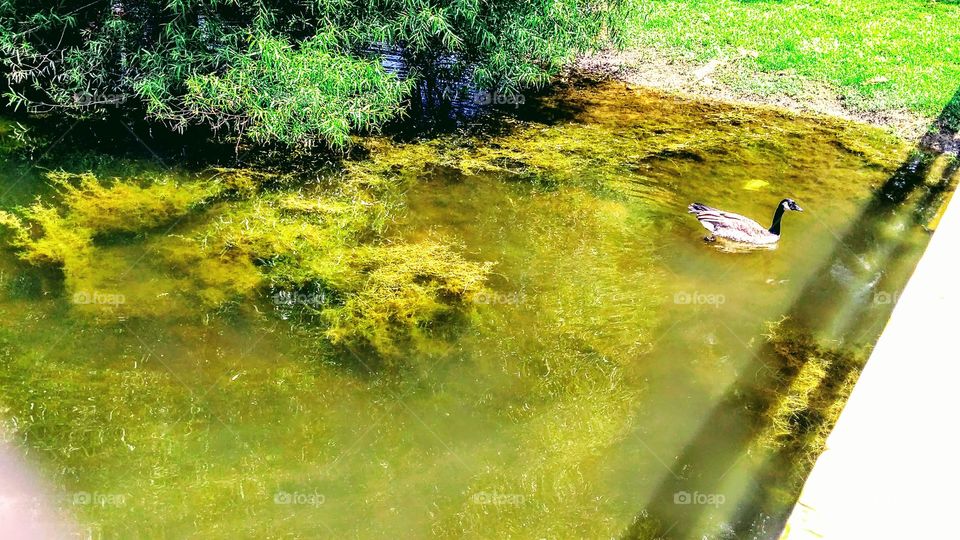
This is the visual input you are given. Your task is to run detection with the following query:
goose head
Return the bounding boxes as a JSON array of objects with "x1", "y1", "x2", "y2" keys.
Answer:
[{"x1": 781, "y1": 198, "x2": 803, "y2": 212}]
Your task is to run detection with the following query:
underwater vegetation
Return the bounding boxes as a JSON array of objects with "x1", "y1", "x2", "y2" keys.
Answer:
[
  {"x1": 345, "y1": 82, "x2": 910, "y2": 213},
  {"x1": 0, "y1": 82, "x2": 930, "y2": 538},
  {"x1": 417, "y1": 184, "x2": 661, "y2": 538},
  {"x1": 0, "y1": 140, "x2": 662, "y2": 538},
  {"x1": 321, "y1": 242, "x2": 492, "y2": 359},
  {"x1": 0, "y1": 172, "x2": 215, "y2": 318},
  {"x1": 750, "y1": 319, "x2": 866, "y2": 508},
  {"x1": 0, "y1": 167, "x2": 492, "y2": 359}
]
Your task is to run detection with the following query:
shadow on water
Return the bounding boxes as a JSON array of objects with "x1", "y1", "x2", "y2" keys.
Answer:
[
  {"x1": 373, "y1": 45, "x2": 590, "y2": 140},
  {"x1": 623, "y1": 86, "x2": 960, "y2": 539},
  {"x1": 0, "y1": 48, "x2": 592, "y2": 184}
]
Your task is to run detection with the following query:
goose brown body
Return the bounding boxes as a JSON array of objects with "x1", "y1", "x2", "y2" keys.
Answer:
[{"x1": 688, "y1": 199, "x2": 803, "y2": 245}]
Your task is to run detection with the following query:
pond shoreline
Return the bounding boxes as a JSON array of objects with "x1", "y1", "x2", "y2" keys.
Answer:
[
  {"x1": 780, "y1": 156, "x2": 960, "y2": 540},
  {"x1": 573, "y1": 50, "x2": 959, "y2": 153}
]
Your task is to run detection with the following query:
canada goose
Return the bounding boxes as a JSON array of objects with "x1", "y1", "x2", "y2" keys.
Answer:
[{"x1": 688, "y1": 198, "x2": 803, "y2": 245}]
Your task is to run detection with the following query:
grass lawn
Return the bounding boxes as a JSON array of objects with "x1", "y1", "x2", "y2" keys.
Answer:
[{"x1": 625, "y1": 0, "x2": 960, "y2": 128}]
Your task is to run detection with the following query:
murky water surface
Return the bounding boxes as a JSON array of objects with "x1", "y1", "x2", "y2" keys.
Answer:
[{"x1": 0, "y1": 82, "x2": 954, "y2": 538}]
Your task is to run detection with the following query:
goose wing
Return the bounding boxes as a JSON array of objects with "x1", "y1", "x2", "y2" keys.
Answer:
[{"x1": 688, "y1": 203, "x2": 768, "y2": 236}]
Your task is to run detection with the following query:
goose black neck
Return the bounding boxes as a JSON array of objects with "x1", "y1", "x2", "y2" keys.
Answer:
[{"x1": 769, "y1": 204, "x2": 787, "y2": 235}]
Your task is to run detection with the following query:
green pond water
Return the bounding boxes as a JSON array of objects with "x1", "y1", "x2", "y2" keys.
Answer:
[{"x1": 0, "y1": 82, "x2": 955, "y2": 539}]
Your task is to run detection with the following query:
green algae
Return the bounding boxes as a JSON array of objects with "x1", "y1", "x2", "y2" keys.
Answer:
[
  {"x1": 750, "y1": 320, "x2": 866, "y2": 508},
  {"x1": 179, "y1": 186, "x2": 492, "y2": 357},
  {"x1": 431, "y1": 342, "x2": 644, "y2": 538},
  {"x1": 0, "y1": 171, "x2": 220, "y2": 321},
  {"x1": 409, "y1": 178, "x2": 662, "y2": 538},
  {"x1": 0, "y1": 171, "x2": 212, "y2": 263},
  {"x1": 45, "y1": 171, "x2": 214, "y2": 234},
  {"x1": 0, "y1": 164, "x2": 492, "y2": 356},
  {"x1": 0, "y1": 315, "x2": 368, "y2": 537},
  {"x1": 346, "y1": 82, "x2": 911, "y2": 209},
  {"x1": 0, "y1": 204, "x2": 93, "y2": 267},
  {"x1": 322, "y1": 241, "x2": 493, "y2": 359},
  {"x1": 207, "y1": 167, "x2": 279, "y2": 198}
]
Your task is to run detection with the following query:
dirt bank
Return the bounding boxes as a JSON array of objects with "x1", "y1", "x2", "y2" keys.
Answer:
[{"x1": 575, "y1": 50, "x2": 959, "y2": 153}]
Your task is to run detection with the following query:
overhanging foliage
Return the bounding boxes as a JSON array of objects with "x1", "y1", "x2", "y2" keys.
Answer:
[{"x1": 0, "y1": 0, "x2": 629, "y2": 147}]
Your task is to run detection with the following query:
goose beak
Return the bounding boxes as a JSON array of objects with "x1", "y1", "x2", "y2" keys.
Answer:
[{"x1": 796, "y1": 206, "x2": 804, "y2": 212}]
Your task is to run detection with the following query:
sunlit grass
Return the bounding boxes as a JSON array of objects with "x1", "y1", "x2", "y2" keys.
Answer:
[{"x1": 626, "y1": 0, "x2": 960, "y2": 125}]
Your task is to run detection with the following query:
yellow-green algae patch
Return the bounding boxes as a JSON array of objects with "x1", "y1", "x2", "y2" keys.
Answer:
[
  {"x1": 322, "y1": 241, "x2": 492, "y2": 358},
  {"x1": 749, "y1": 319, "x2": 866, "y2": 508},
  {"x1": 0, "y1": 171, "x2": 223, "y2": 320},
  {"x1": 45, "y1": 171, "x2": 214, "y2": 234},
  {"x1": 345, "y1": 83, "x2": 911, "y2": 214},
  {"x1": 0, "y1": 166, "x2": 492, "y2": 357},
  {"x1": 0, "y1": 171, "x2": 214, "y2": 253}
]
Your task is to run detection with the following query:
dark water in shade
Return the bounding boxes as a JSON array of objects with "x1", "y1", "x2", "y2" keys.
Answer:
[{"x1": 0, "y1": 83, "x2": 955, "y2": 538}]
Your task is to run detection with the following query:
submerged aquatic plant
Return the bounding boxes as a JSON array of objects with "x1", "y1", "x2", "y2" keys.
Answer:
[
  {"x1": 0, "y1": 205, "x2": 93, "y2": 267},
  {"x1": 45, "y1": 171, "x2": 214, "y2": 235},
  {"x1": 322, "y1": 242, "x2": 493, "y2": 359},
  {"x1": 0, "y1": 166, "x2": 493, "y2": 360},
  {"x1": 750, "y1": 319, "x2": 866, "y2": 507},
  {"x1": 207, "y1": 167, "x2": 280, "y2": 198},
  {"x1": 346, "y1": 82, "x2": 910, "y2": 209},
  {"x1": 1, "y1": 171, "x2": 214, "y2": 253},
  {"x1": 2, "y1": 172, "x2": 212, "y2": 260},
  {"x1": 0, "y1": 171, "x2": 223, "y2": 319},
  {"x1": 194, "y1": 192, "x2": 492, "y2": 358}
]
